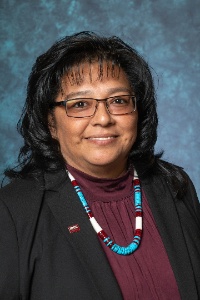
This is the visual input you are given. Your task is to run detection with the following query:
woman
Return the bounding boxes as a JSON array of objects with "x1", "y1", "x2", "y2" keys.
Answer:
[{"x1": 0, "y1": 31, "x2": 199, "y2": 300}]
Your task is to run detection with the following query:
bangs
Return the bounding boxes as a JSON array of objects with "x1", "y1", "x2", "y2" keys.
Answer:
[{"x1": 61, "y1": 58, "x2": 121, "y2": 87}]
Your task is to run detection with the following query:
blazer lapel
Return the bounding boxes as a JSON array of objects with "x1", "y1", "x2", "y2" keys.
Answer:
[
  {"x1": 44, "y1": 170, "x2": 122, "y2": 299},
  {"x1": 142, "y1": 175, "x2": 198, "y2": 299}
]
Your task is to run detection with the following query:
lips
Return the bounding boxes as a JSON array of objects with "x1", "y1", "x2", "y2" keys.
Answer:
[
  {"x1": 87, "y1": 136, "x2": 116, "y2": 140},
  {"x1": 85, "y1": 135, "x2": 118, "y2": 145},
  {"x1": 86, "y1": 134, "x2": 118, "y2": 140}
]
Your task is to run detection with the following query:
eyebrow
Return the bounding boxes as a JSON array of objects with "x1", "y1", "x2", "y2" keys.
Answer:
[{"x1": 65, "y1": 87, "x2": 132, "y2": 99}]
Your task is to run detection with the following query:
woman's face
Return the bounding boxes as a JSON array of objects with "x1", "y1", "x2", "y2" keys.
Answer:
[{"x1": 50, "y1": 63, "x2": 138, "y2": 178}]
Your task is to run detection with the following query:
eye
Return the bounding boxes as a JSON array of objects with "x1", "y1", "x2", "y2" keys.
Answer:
[
  {"x1": 110, "y1": 96, "x2": 130, "y2": 105},
  {"x1": 67, "y1": 99, "x2": 92, "y2": 110},
  {"x1": 73, "y1": 101, "x2": 88, "y2": 108}
]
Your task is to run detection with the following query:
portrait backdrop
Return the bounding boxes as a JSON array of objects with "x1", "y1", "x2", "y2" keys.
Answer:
[{"x1": 0, "y1": 0, "x2": 199, "y2": 197}]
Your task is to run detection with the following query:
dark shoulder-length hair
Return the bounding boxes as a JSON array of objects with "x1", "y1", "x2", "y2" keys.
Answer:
[{"x1": 5, "y1": 31, "x2": 187, "y2": 197}]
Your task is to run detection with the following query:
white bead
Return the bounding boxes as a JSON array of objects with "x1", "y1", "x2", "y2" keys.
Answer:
[
  {"x1": 136, "y1": 216, "x2": 142, "y2": 230},
  {"x1": 67, "y1": 172, "x2": 75, "y2": 181},
  {"x1": 134, "y1": 169, "x2": 138, "y2": 178},
  {"x1": 90, "y1": 217, "x2": 102, "y2": 233}
]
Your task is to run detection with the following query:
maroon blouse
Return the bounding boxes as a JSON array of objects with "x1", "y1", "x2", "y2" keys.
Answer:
[{"x1": 67, "y1": 165, "x2": 181, "y2": 300}]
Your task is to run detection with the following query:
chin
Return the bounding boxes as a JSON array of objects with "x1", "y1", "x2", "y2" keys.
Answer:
[{"x1": 87, "y1": 157, "x2": 122, "y2": 167}]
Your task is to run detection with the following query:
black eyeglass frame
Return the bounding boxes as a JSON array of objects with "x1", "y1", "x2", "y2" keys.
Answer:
[{"x1": 50, "y1": 95, "x2": 137, "y2": 118}]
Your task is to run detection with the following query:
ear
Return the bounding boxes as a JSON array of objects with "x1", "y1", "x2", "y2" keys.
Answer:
[{"x1": 48, "y1": 112, "x2": 57, "y2": 139}]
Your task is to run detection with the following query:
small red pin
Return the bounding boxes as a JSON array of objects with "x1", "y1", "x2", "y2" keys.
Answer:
[{"x1": 68, "y1": 224, "x2": 80, "y2": 233}]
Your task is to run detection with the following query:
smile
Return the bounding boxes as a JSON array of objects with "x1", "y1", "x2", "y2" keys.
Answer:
[{"x1": 87, "y1": 137, "x2": 116, "y2": 140}]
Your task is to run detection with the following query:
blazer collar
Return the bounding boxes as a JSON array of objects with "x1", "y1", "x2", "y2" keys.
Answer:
[{"x1": 44, "y1": 169, "x2": 123, "y2": 299}]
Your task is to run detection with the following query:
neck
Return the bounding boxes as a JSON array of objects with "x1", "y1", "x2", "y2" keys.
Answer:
[{"x1": 66, "y1": 162, "x2": 128, "y2": 179}]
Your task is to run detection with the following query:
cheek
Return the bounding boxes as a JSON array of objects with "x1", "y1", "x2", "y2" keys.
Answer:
[
  {"x1": 125, "y1": 115, "x2": 138, "y2": 137},
  {"x1": 56, "y1": 124, "x2": 75, "y2": 144},
  {"x1": 122, "y1": 116, "x2": 138, "y2": 148},
  {"x1": 56, "y1": 119, "x2": 89, "y2": 144}
]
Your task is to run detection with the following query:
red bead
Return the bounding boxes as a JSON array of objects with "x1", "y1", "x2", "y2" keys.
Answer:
[
  {"x1": 71, "y1": 180, "x2": 77, "y2": 187},
  {"x1": 135, "y1": 229, "x2": 142, "y2": 237},
  {"x1": 135, "y1": 211, "x2": 143, "y2": 217},
  {"x1": 98, "y1": 230, "x2": 108, "y2": 241},
  {"x1": 134, "y1": 179, "x2": 140, "y2": 185},
  {"x1": 87, "y1": 212, "x2": 93, "y2": 219}
]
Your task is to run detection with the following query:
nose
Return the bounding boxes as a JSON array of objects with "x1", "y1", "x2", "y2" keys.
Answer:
[{"x1": 90, "y1": 101, "x2": 115, "y2": 126}]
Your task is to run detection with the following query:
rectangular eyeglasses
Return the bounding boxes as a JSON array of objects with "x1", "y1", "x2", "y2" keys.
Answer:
[{"x1": 50, "y1": 95, "x2": 137, "y2": 118}]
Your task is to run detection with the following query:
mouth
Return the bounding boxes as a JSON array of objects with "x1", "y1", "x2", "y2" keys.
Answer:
[
  {"x1": 87, "y1": 136, "x2": 116, "y2": 141},
  {"x1": 85, "y1": 135, "x2": 118, "y2": 145}
]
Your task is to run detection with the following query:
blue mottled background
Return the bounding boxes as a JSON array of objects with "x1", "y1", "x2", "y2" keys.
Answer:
[{"x1": 0, "y1": 0, "x2": 199, "y2": 196}]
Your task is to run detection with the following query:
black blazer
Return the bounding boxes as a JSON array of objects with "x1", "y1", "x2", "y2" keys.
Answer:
[{"x1": 0, "y1": 170, "x2": 200, "y2": 300}]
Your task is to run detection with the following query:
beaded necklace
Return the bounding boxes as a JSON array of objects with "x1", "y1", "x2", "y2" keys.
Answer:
[{"x1": 67, "y1": 169, "x2": 143, "y2": 256}]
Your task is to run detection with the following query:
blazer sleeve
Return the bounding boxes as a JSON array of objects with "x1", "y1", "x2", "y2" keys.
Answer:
[
  {"x1": 0, "y1": 199, "x2": 20, "y2": 299},
  {"x1": 179, "y1": 174, "x2": 200, "y2": 295},
  {"x1": 183, "y1": 174, "x2": 200, "y2": 225}
]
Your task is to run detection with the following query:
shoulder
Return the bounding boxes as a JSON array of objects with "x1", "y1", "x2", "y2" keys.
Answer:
[
  {"x1": 140, "y1": 159, "x2": 199, "y2": 201},
  {"x1": 149, "y1": 162, "x2": 200, "y2": 221},
  {"x1": 158, "y1": 160, "x2": 198, "y2": 198},
  {"x1": 0, "y1": 175, "x2": 44, "y2": 201},
  {"x1": 152, "y1": 159, "x2": 194, "y2": 199},
  {"x1": 0, "y1": 176, "x2": 45, "y2": 222},
  {"x1": 180, "y1": 171, "x2": 200, "y2": 222}
]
